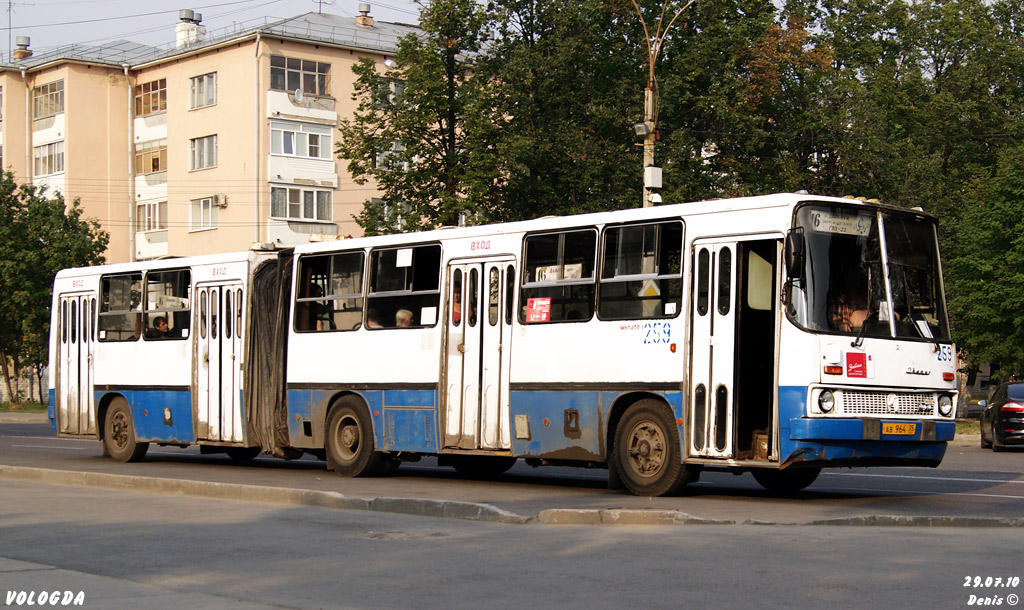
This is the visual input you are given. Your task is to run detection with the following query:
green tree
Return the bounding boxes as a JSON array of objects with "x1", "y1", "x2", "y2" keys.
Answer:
[
  {"x1": 0, "y1": 174, "x2": 107, "y2": 403},
  {"x1": 945, "y1": 145, "x2": 1024, "y2": 376},
  {"x1": 336, "y1": 0, "x2": 490, "y2": 234}
]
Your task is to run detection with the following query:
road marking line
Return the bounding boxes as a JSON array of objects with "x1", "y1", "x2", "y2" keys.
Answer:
[
  {"x1": 820, "y1": 485, "x2": 1024, "y2": 500},
  {"x1": 823, "y1": 471, "x2": 1024, "y2": 485}
]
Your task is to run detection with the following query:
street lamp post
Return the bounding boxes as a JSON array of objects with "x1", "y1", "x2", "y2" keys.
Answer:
[{"x1": 631, "y1": 0, "x2": 696, "y2": 207}]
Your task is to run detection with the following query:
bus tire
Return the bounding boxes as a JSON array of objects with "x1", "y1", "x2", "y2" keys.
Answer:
[
  {"x1": 613, "y1": 399, "x2": 689, "y2": 497},
  {"x1": 226, "y1": 447, "x2": 262, "y2": 463},
  {"x1": 103, "y1": 397, "x2": 149, "y2": 463},
  {"x1": 450, "y1": 456, "x2": 517, "y2": 478},
  {"x1": 751, "y1": 467, "x2": 821, "y2": 493},
  {"x1": 325, "y1": 397, "x2": 384, "y2": 477}
]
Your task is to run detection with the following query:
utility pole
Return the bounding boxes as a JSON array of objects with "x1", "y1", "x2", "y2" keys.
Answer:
[{"x1": 631, "y1": 0, "x2": 696, "y2": 207}]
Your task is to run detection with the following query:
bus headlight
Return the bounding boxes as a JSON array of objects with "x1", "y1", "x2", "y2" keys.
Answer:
[
  {"x1": 818, "y1": 390, "x2": 836, "y2": 413},
  {"x1": 938, "y1": 395, "x2": 954, "y2": 417}
]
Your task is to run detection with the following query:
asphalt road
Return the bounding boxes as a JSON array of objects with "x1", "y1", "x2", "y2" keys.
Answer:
[{"x1": 1, "y1": 421, "x2": 1022, "y2": 525}]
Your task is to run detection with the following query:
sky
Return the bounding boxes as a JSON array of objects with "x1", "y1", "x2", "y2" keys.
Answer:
[{"x1": 0, "y1": 0, "x2": 421, "y2": 60}]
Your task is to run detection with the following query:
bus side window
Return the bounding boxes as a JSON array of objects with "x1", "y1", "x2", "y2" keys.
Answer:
[
  {"x1": 144, "y1": 269, "x2": 191, "y2": 340},
  {"x1": 60, "y1": 300, "x2": 68, "y2": 343},
  {"x1": 295, "y1": 251, "x2": 365, "y2": 332},
  {"x1": 367, "y1": 244, "x2": 441, "y2": 328},
  {"x1": 520, "y1": 228, "x2": 596, "y2": 324},
  {"x1": 597, "y1": 220, "x2": 683, "y2": 320},
  {"x1": 98, "y1": 273, "x2": 143, "y2": 342}
]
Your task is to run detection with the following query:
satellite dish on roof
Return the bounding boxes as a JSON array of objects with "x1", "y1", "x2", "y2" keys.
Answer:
[{"x1": 294, "y1": 88, "x2": 304, "y2": 102}]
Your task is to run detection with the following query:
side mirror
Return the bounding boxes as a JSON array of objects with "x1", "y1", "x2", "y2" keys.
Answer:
[
  {"x1": 978, "y1": 400, "x2": 987, "y2": 408},
  {"x1": 785, "y1": 229, "x2": 805, "y2": 280}
]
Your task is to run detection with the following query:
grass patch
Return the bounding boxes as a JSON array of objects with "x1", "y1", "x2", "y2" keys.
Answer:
[
  {"x1": 0, "y1": 401, "x2": 47, "y2": 413},
  {"x1": 956, "y1": 419, "x2": 980, "y2": 435}
]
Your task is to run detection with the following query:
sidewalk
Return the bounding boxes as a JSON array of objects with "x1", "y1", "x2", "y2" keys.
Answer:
[{"x1": 0, "y1": 411, "x2": 47, "y2": 423}]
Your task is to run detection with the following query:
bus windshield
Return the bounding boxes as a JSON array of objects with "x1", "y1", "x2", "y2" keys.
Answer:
[{"x1": 790, "y1": 203, "x2": 950, "y2": 342}]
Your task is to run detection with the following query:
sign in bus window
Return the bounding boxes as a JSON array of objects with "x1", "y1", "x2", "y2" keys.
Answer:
[
  {"x1": 521, "y1": 229, "x2": 596, "y2": 324},
  {"x1": 99, "y1": 273, "x2": 143, "y2": 342},
  {"x1": 598, "y1": 221, "x2": 682, "y2": 320}
]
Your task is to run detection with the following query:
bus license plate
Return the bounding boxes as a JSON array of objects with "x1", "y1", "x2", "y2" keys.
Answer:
[{"x1": 882, "y1": 422, "x2": 917, "y2": 436}]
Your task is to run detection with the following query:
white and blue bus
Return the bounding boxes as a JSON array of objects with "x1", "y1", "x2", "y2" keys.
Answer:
[{"x1": 49, "y1": 193, "x2": 958, "y2": 495}]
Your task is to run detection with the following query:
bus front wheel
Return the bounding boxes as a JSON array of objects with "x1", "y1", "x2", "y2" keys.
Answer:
[
  {"x1": 613, "y1": 400, "x2": 690, "y2": 497},
  {"x1": 326, "y1": 398, "x2": 385, "y2": 477},
  {"x1": 751, "y1": 467, "x2": 821, "y2": 493},
  {"x1": 103, "y1": 397, "x2": 149, "y2": 463}
]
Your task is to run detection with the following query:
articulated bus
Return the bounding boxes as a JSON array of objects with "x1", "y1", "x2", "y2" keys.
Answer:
[{"x1": 49, "y1": 193, "x2": 958, "y2": 496}]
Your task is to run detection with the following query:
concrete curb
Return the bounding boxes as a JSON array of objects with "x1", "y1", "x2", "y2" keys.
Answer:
[
  {"x1": 0, "y1": 465, "x2": 528, "y2": 525},
  {"x1": 2, "y1": 464, "x2": 1021, "y2": 527}
]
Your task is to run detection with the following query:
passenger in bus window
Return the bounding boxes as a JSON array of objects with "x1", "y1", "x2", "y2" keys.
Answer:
[
  {"x1": 396, "y1": 309, "x2": 413, "y2": 327},
  {"x1": 146, "y1": 316, "x2": 173, "y2": 339},
  {"x1": 367, "y1": 309, "x2": 383, "y2": 328}
]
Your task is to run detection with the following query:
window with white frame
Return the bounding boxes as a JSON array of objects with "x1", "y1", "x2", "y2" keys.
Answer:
[
  {"x1": 190, "y1": 196, "x2": 217, "y2": 230},
  {"x1": 134, "y1": 79, "x2": 166, "y2": 117},
  {"x1": 270, "y1": 121, "x2": 332, "y2": 160},
  {"x1": 0, "y1": 86, "x2": 4, "y2": 121},
  {"x1": 270, "y1": 186, "x2": 332, "y2": 221},
  {"x1": 134, "y1": 139, "x2": 167, "y2": 174},
  {"x1": 270, "y1": 55, "x2": 330, "y2": 96},
  {"x1": 33, "y1": 141, "x2": 64, "y2": 176},
  {"x1": 189, "y1": 72, "x2": 216, "y2": 109},
  {"x1": 33, "y1": 80, "x2": 64, "y2": 118},
  {"x1": 136, "y1": 201, "x2": 167, "y2": 233},
  {"x1": 374, "y1": 140, "x2": 409, "y2": 171},
  {"x1": 189, "y1": 135, "x2": 217, "y2": 170}
]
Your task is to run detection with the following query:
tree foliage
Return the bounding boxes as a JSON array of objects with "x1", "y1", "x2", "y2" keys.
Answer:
[
  {"x1": 0, "y1": 172, "x2": 107, "y2": 403},
  {"x1": 336, "y1": 0, "x2": 1024, "y2": 369}
]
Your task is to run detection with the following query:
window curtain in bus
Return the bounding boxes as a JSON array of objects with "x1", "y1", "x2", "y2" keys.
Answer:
[{"x1": 245, "y1": 254, "x2": 302, "y2": 459}]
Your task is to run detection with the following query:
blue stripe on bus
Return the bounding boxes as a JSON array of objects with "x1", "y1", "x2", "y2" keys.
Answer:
[
  {"x1": 96, "y1": 389, "x2": 195, "y2": 443},
  {"x1": 286, "y1": 388, "x2": 439, "y2": 453},
  {"x1": 48, "y1": 389, "x2": 57, "y2": 432},
  {"x1": 777, "y1": 385, "x2": 952, "y2": 465},
  {"x1": 509, "y1": 390, "x2": 684, "y2": 459}
]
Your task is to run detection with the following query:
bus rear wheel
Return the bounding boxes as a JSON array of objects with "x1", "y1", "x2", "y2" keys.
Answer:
[
  {"x1": 613, "y1": 400, "x2": 690, "y2": 497},
  {"x1": 103, "y1": 397, "x2": 149, "y2": 463},
  {"x1": 326, "y1": 397, "x2": 385, "y2": 477},
  {"x1": 751, "y1": 467, "x2": 821, "y2": 493}
]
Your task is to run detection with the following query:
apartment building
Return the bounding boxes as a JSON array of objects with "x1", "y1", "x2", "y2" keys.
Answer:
[{"x1": 0, "y1": 5, "x2": 411, "y2": 263}]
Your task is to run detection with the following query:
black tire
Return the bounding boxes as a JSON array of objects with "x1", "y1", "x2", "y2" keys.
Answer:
[
  {"x1": 751, "y1": 467, "x2": 821, "y2": 493},
  {"x1": 103, "y1": 397, "x2": 149, "y2": 463},
  {"x1": 981, "y1": 428, "x2": 992, "y2": 449},
  {"x1": 450, "y1": 456, "x2": 517, "y2": 478},
  {"x1": 226, "y1": 447, "x2": 262, "y2": 463},
  {"x1": 991, "y1": 423, "x2": 1005, "y2": 452},
  {"x1": 325, "y1": 397, "x2": 385, "y2": 477},
  {"x1": 613, "y1": 399, "x2": 690, "y2": 497}
]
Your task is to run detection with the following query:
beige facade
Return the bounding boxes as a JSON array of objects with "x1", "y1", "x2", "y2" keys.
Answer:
[{"x1": 0, "y1": 9, "x2": 408, "y2": 263}]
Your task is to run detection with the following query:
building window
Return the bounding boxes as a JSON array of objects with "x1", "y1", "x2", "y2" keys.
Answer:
[
  {"x1": 271, "y1": 186, "x2": 332, "y2": 221},
  {"x1": 270, "y1": 55, "x2": 330, "y2": 96},
  {"x1": 135, "y1": 79, "x2": 167, "y2": 116},
  {"x1": 136, "y1": 201, "x2": 167, "y2": 233},
  {"x1": 270, "y1": 121, "x2": 332, "y2": 159},
  {"x1": 374, "y1": 140, "x2": 409, "y2": 171},
  {"x1": 33, "y1": 141, "x2": 64, "y2": 176},
  {"x1": 33, "y1": 80, "x2": 64, "y2": 118},
  {"x1": 190, "y1": 196, "x2": 217, "y2": 230},
  {"x1": 0, "y1": 86, "x2": 4, "y2": 121},
  {"x1": 189, "y1": 135, "x2": 217, "y2": 170},
  {"x1": 134, "y1": 140, "x2": 167, "y2": 174},
  {"x1": 189, "y1": 72, "x2": 216, "y2": 109}
]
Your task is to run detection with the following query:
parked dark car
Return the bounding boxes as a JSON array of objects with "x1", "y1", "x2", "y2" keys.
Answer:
[{"x1": 980, "y1": 382, "x2": 1024, "y2": 451}]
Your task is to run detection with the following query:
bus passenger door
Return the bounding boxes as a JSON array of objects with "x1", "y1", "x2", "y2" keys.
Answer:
[
  {"x1": 57, "y1": 293, "x2": 97, "y2": 436},
  {"x1": 195, "y1": 283, "x2": 244, "y2": 443},
  {"x1": 444, "y1": 258, "x2": 515, "y2": 451},
  {"x1": 689, "y1": 241, "x2": 736, "y2": 458}
]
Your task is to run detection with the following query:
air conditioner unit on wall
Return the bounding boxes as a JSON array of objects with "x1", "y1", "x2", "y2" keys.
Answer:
[{"x1": 213, "y1": 194, "x2": 227, "y2": 208}]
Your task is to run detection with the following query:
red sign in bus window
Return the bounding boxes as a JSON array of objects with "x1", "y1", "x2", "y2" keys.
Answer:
[{"x1": 526, "y1": 297, "x2": 551, "y2": 323}]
